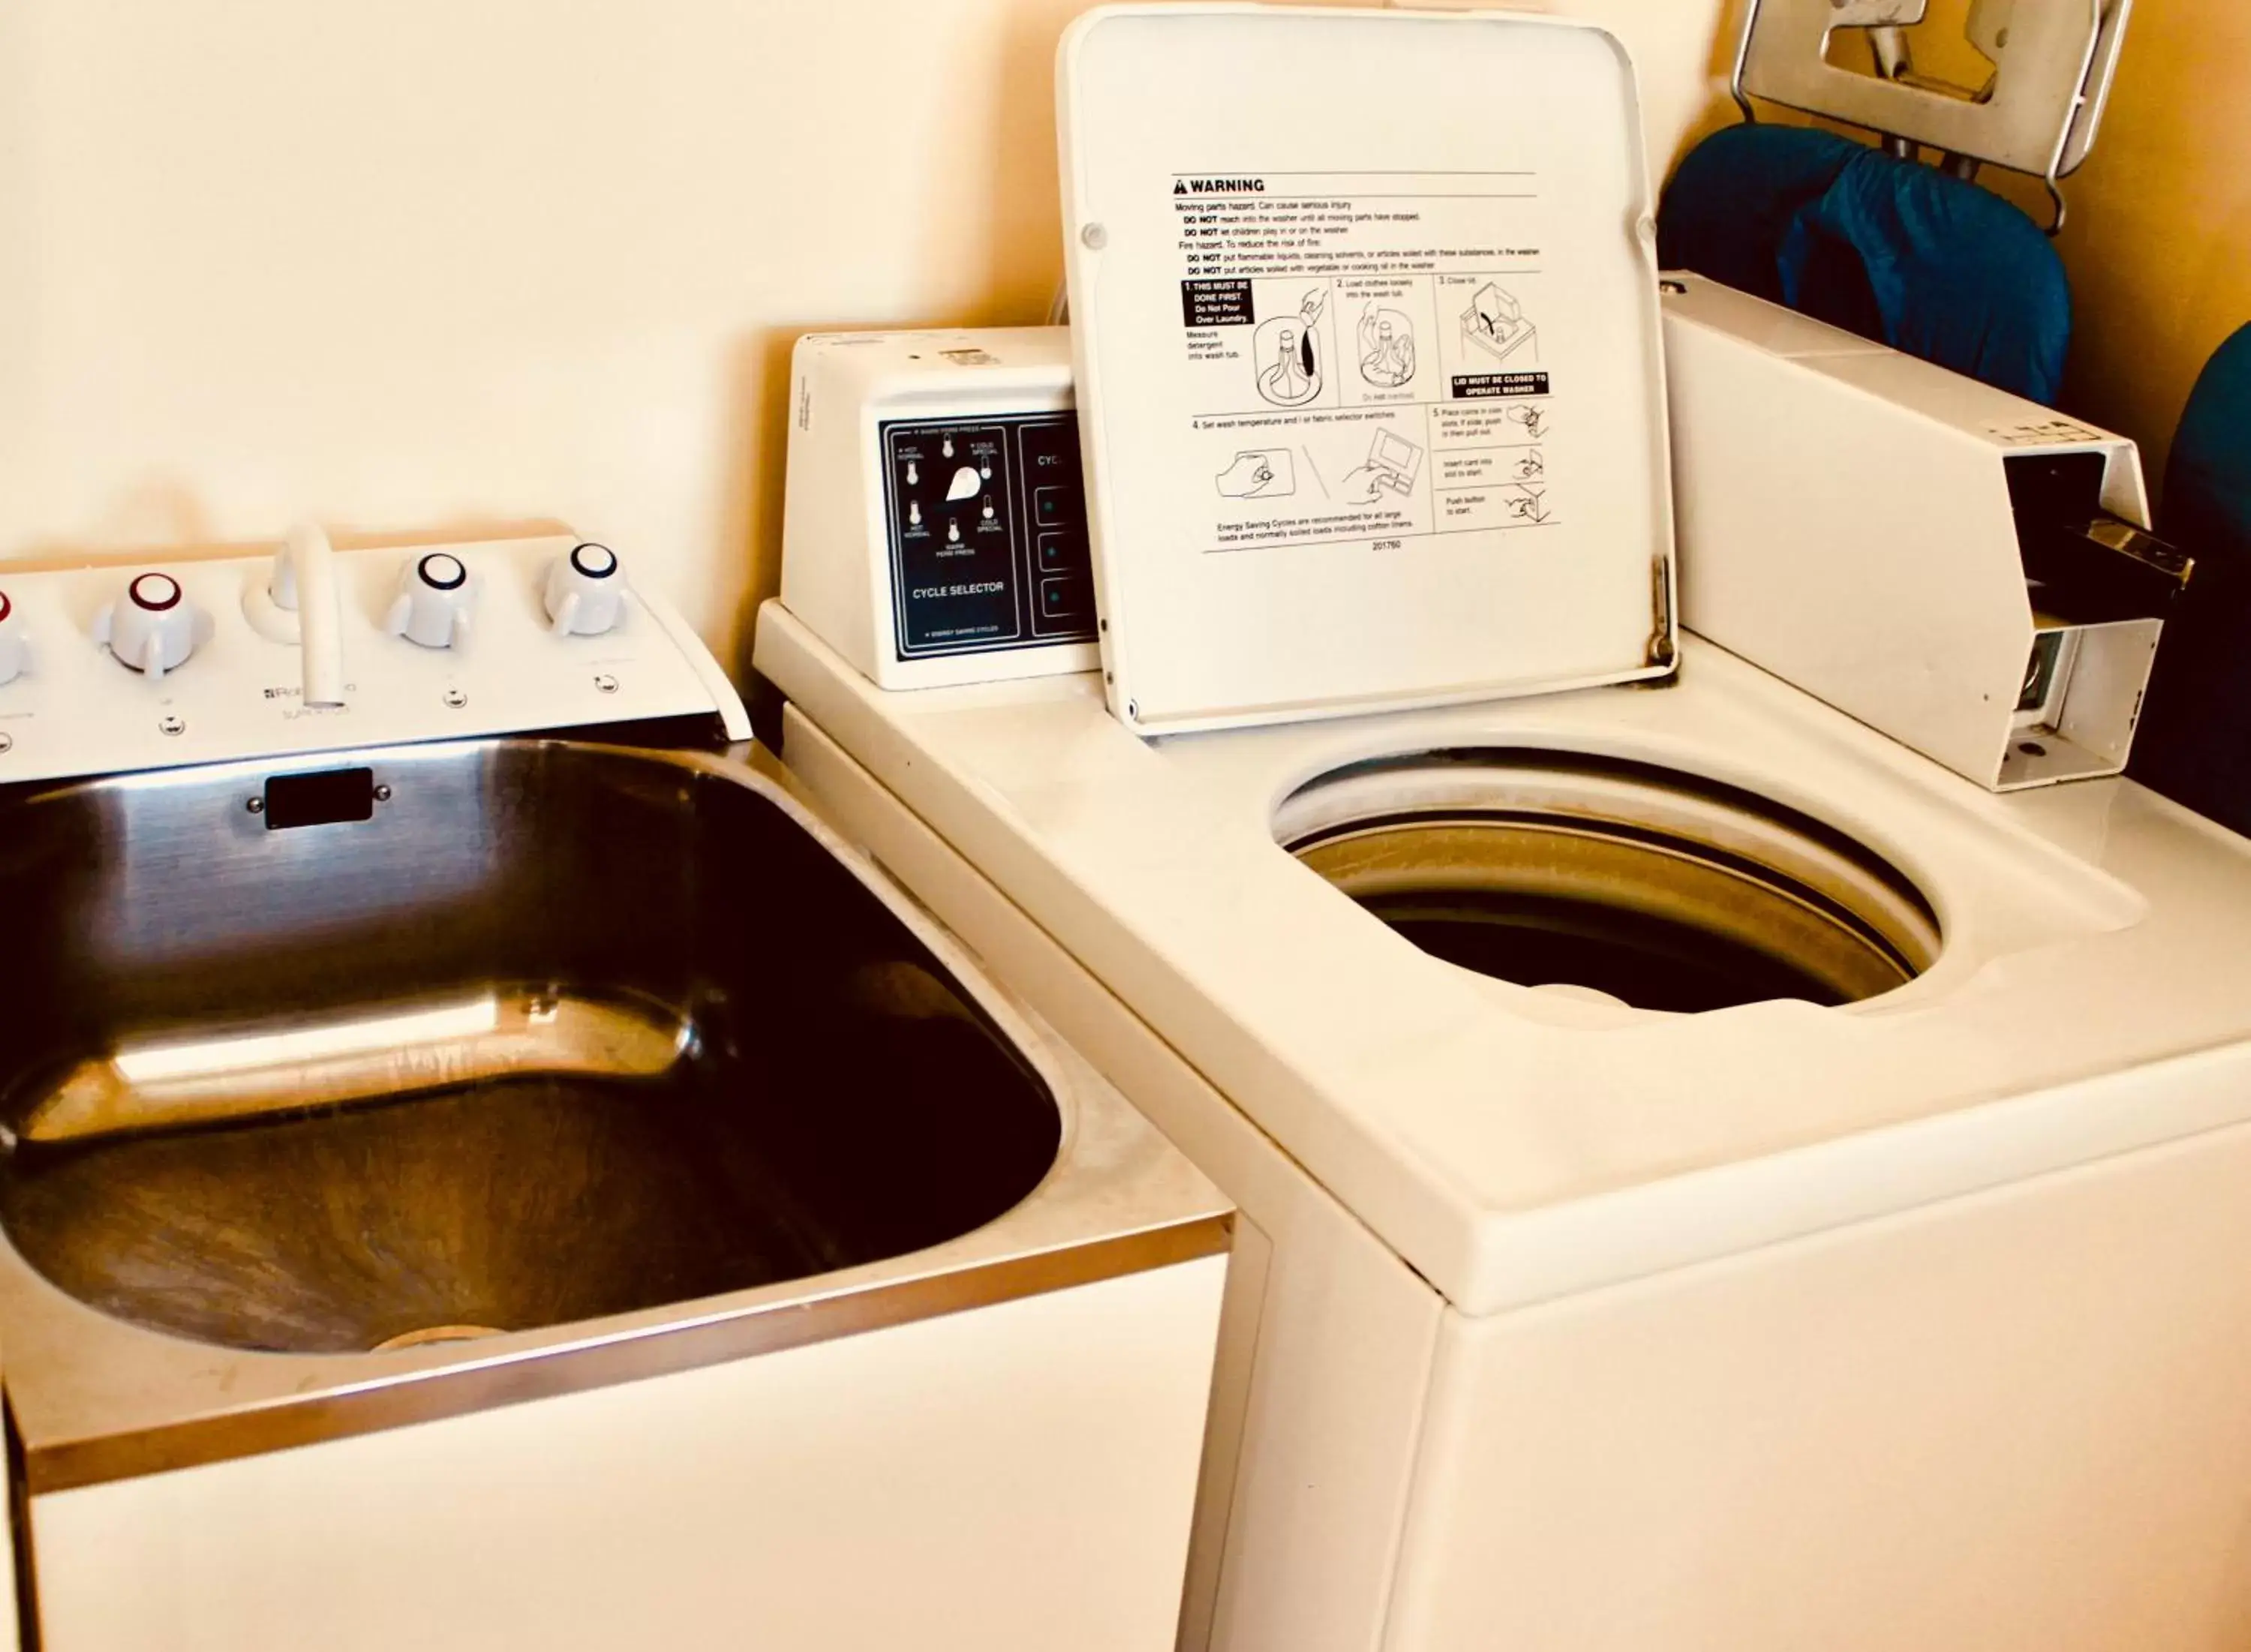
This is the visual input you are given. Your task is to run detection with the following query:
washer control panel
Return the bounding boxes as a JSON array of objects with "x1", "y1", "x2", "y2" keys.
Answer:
[
  {"x1": 779, "y1": 326, "x2": 1101, "y2": 691},
  {"x1": 882, "y1": 412, "x2": 1095, "y2": 659},
  {"x1": 0, "y1": 533, "x2": 749, "y2": 785}
]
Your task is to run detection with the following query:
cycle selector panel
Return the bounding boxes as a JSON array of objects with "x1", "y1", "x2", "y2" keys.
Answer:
[{"x1": 882, "y1": 413, "x2": 1095, "y2": 659}]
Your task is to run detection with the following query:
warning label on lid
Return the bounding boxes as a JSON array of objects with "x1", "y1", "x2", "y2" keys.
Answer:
[
  {"x1": 1169, "y1": 170, "x2": 1560, "y2": 554},
  {"x1": 1181, "y1": 280, "x2": 1257, "y2": 327}
]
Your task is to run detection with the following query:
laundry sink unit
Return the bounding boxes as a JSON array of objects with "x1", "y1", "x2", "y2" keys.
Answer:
[{"x1": 0, "y1": 538, "x2": 1227, "y2": 1652}]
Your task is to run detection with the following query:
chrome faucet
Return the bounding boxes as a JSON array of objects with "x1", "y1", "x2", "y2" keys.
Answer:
[{"x1": 269, "y1": 522, "x2": 346, "y2": 707}]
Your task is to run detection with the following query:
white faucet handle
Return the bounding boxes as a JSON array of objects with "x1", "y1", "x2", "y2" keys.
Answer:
[
  {"x1": 386, "y1": 552, "x2": 476, "y2": 650},
  {"x1": 95, "y1": 572, "x2": 203, "y2": 680},
  {"x1": 544, "y1": 542, "x2": 627, "y2": 638},
  {"x1": 0, "y1": 590, "x2": 25, "y2": 686}
]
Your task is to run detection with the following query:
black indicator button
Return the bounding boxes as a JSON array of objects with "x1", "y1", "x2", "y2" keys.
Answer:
[
  {"x1": 1040, "y1": 577, "x2": 1089, "y2": 621},
  {"x1": 1035, "y1": 486, "x2": 1069, "y2": 528},
  {"x1": 1038, "y1": 532, "x2": 1072, "y2": 572}
]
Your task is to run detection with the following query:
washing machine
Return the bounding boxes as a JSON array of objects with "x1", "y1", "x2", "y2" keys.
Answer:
[{"x1": 756, "y1": 8, "x2": 2251, "y2": 1650}]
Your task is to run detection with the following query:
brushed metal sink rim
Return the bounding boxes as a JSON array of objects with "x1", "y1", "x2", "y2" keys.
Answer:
[{"x1": 0, "y1": 739, "x2": 1231, "y2": 1493}]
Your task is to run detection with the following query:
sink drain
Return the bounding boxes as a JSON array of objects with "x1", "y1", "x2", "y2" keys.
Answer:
[{"x1": 371, "y1": 1323, "x2": 505, "y2": 1353}]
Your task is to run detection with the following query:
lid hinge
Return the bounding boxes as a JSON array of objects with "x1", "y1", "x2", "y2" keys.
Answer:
[{"x1": 1646, "y1": 556, "x2": 1678, "y2": 671}]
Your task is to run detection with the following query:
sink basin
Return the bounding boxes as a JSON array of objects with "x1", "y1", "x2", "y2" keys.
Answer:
[
  {"x1": 0, "y1": 738, "x2": 1230, "y2": 1494},
  {"x1": 0, "y1": 740, "x2": 1065, "y2": 1356}
]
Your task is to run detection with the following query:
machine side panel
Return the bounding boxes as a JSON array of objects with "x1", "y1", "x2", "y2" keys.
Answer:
[
  {"x1": 1811, "y1": 350, "x2": 2137, "y2": 465},
  {"x1": 1385, "y1": 1117, "x2": 2251, "y2": 1651},
  {"x1": 779, "y1": 339, "x2": 888, "y2": 683},
  {"x1": 1664, "y1": 308, "x2": 2031, "y2": 784},
  {"x1": 779, "y1": 707, "x2": 1447, "y2": 1652}
]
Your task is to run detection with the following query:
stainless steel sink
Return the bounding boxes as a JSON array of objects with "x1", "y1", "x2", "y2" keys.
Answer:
[{"x1": 0, "y1": 739, "x2": 1228, "y2": 1491}]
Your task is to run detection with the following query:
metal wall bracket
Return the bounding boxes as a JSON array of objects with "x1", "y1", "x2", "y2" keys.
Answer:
[{"x1": 1730, "y1": 0, "x2": 2133, "y2": 233}]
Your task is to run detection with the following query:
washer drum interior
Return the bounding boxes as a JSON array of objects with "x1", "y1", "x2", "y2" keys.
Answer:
[{"x1": 1274, "y1": 752, "x2": 1942, "y2": 1014}]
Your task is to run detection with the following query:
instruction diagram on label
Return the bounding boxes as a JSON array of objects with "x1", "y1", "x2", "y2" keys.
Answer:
[
  {"x1": 1216, "y1": 449, "x2": 1297, "y2": 500},
  {"x1": 1171, "y1": 170, "x2": 1558, "y2": 555},
  {"x1": 1334, "y1": 429, "x2": 1423, "y2": 505},
  {"x1": 1357, "y1": 304, "x2": 1417, "y2": 387},
  {"x1": 1500, "y1": 483, "x2": 1550, "y2": 524},
  {"x1": 1460, "y1": 282, "x2": 1537, "y2": 365},
  {"x1": 1253, "y1": 289, "x2": 1328, "y2": 406}
]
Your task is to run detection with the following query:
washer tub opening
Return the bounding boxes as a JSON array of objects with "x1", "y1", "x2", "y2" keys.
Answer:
[{"x1": 1273, "y1": 751, "x2": 1942, "y2": 1013}]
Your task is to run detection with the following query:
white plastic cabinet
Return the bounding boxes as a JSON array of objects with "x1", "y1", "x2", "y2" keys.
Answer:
[{"x1": 27, "y1": 1257, "x2": 1225, "y2": 1652}]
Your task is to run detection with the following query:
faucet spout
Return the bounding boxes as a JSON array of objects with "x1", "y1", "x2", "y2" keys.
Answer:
[{"x1": 272, "y1": 523, "x2": 346, "y2": 708}]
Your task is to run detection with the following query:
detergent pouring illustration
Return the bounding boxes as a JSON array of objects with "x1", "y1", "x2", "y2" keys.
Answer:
[{"x1": 1255, "y1": 288, "x2": 1328, "y2": 406}]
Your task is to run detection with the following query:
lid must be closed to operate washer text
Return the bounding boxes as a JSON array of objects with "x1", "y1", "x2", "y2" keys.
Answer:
[{"x1": 1058, "y1": 5, "x2": 1677, "y2": 734}]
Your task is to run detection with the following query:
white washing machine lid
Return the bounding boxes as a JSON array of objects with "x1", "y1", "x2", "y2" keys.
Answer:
[{"x1": 1057, "y1": 5, "x2": 1678, "y2": 736}]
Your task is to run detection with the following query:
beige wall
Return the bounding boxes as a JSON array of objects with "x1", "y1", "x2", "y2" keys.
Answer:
[
  {"x1": 2039, "y1": 0, "x2": 2251, "y2": 497},
  {"x1": 11, "y1": 3, "x2": 2228, "y2": 664},
  {"x1": 0, "y1": 1, "x2": 1730, "y2": 671}
]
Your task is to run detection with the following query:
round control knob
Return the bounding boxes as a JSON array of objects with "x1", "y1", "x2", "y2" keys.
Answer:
[
  {"x1": 94, "y1": 572, "x2": 204, "y2": 679},
  {"x1": 0, "y1": 590, "x2": 24, "y2": 687},
  {"x1": 385, "y1": 552, "x2": 475, "y2": 650},
  {"x1": 544, "y1": 542, "x2": 626, "y2": 638}
]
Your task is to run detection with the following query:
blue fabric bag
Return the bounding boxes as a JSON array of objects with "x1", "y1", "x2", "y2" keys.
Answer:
[
  {"x1": 1659, "y1": 124, "x2": 2072, "y2": 404},
  {"x1": 2130, "y1": 326, "x2": 2251, "y2": 831}
]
